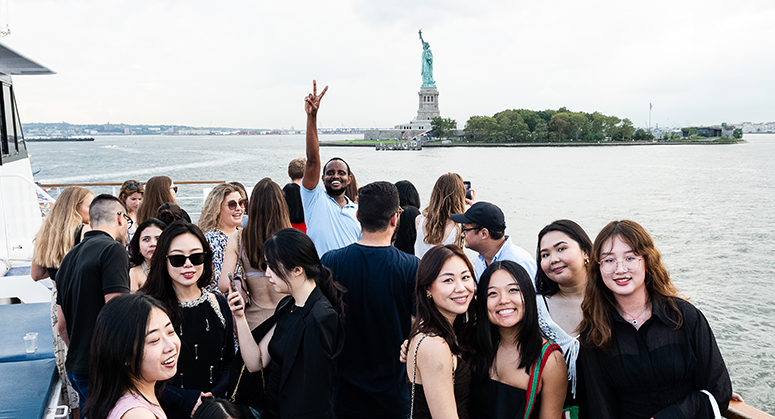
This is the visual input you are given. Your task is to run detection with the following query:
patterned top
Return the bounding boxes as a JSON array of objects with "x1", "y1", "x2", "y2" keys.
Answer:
[{"x1": 204, "y1": 229, "x2": 229, "y2": 292}]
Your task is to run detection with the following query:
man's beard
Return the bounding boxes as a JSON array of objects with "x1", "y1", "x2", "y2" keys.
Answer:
[{"x1": 325, "y1": 184, "x2": 346, "y2": 197}]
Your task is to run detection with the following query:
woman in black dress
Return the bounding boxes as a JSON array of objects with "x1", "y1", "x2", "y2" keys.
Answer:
[
  {"x1": 140, "y1": 221, "x2": 234, "y2": 419},
  {"x1": 470, "y1": 261, "x2": 567, "y2": 419},
  {"x1": 406, "y1": 245, "x2": 476, "y2": 419},
  {"x1": 227, "y1": 228, "x2": 345, "y2": 419}
]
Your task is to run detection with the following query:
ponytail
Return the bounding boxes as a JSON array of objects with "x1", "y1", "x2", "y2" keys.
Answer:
[{"x1": 315, "y1": 266, "x2": 346, "y2": 321}]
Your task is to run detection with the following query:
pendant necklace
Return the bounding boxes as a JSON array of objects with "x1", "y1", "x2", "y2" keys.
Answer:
[{"x1": 620, "y1": 305, "x2": 650, "y2": 326}]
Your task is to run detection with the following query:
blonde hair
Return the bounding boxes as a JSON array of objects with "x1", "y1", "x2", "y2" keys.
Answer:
[
  {"x1": 422, "y1": 173, "x2": 466, "y2": 244},
  {"x1": 198, "y1": 183, "x2": 246, "y2": 232},
  {"x1": 33, "y1": 187, "x2": 93, "y2": 268}
]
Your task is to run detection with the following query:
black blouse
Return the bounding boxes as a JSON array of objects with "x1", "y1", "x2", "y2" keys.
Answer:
[{"x1": 580, "y1": 297, "x2": 731, "y2": 419}]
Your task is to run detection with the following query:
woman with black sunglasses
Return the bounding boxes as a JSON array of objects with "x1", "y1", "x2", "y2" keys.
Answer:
[
  {"x1": 199, "y1": 183, "x2": 248, "y2": 292},
  {"x1": 140, "y1": 221, "x2": 235, "y2": 419}
]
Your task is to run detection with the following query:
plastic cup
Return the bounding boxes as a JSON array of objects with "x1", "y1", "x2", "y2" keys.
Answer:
[{"x1": 24, "y1": 332, "x2": 38, "y2": 354}]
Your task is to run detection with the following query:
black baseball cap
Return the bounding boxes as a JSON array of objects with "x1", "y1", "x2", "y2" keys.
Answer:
[{"x1": 450, "y1": 201, "x2": 506, "y2": 232}]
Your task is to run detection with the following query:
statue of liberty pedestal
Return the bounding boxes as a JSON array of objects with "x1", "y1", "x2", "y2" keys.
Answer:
[{"x1": 419, "y1": 30, "x2": 435, "y2": 88}]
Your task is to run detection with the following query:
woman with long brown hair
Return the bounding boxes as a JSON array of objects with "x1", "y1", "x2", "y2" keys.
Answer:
[
  {"x1": 31, "y1": 186, "x2": 94, "y2": 416},
  {"x1": 414, "y1": 173, "x2": 467, "y2": 258},
  {"x1": 579, "y1": 220, "x2": 731, "y2": 418},
  {"x1": 198, "y1": 183, "x2": 247, "y2": 292},
  {"x1": 137, "y1": 176, "x2": 177, "y2": 225},
  {"x1": 219, "y1": 178, "x2": 291, "y2": 328}
]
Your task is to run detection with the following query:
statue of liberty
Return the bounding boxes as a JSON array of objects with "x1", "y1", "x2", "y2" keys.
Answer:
[{"x1": 419, "y1": 30, "x2": 435, "y2": 88}]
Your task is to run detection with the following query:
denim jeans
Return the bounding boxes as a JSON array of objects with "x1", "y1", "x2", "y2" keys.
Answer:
[{"x1": 66, "y1": 372, "x2": 89, "y2": 419}]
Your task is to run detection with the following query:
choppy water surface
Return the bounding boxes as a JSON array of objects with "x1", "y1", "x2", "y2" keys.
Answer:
[{"x1": 29, "y1": 134, "x2": 775, "y2": 413}]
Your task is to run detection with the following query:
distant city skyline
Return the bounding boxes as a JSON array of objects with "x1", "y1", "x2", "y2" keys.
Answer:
[{"x1": 3, "y1": 0, "x2": 774, "y2": 130}]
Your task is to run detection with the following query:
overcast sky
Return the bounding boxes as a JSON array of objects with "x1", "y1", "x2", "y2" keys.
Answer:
[{"x1": 3, "y1": 0, "x2": 774, "y2": 130}]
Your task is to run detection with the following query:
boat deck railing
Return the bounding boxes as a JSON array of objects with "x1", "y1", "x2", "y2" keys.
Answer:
[{"x1": 36, "y1": 180, "x2": 225, "y2": 220}]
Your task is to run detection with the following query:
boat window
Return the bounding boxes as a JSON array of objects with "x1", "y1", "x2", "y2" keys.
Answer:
[
  {"x1": 1, "y1": 82, "x2": 25, "y2": 165},
  {"x1": 13, "y1": 89, "x2": 24, "y2": 151}
]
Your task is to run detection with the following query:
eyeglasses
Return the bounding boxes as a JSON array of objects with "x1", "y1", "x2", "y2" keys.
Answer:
[
  {"x1": 119, "y1": 212, "x2": 134, "y2": 228},
  {"x1": 396, "y1": 206, "x2": 404, "y2": 216},
  {"x1": 167, "y1": 252, "x2": 207, "y2": 267},
  {"x1": 227, "y1": 199, "x2": 248, "y2": 210},
  {"x1": 170, "y1": 186, "x2": 178, "y2": 194},
  {"x1": 599, "y1": 256, "x2": 642, "y2": 274},
  {"x1": 460, "y1": 226, "x2": 481, "y2": 235}
]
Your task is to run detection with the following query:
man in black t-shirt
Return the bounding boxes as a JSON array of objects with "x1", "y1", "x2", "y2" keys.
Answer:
[
  {"x1": 56, "y1": 194, "x2": 131, "y2": 418},
  {"x1": 321, "y1": 182, "x2": 420, "y2": 419}
]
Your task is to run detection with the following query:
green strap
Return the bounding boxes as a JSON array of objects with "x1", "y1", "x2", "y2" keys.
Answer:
[{"x1": 523, "y1": 341, "x2": 561, "y2": 419}]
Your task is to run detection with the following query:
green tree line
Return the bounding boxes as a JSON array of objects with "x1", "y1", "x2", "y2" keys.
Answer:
[{"x1": 462, "y1": 107, "x2": 645, "y2": 143}]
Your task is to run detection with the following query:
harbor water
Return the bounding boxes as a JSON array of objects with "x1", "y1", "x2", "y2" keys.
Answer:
[{"x1": 28, "y1": 133, "x2": 775, "y2": 413}]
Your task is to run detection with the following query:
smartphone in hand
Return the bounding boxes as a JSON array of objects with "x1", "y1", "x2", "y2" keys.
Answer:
[
  {"x1": 464, "y1": 181, "x2": 472, "y2": 200},
  {"x1": 227, "y1": 272, "x2": 241, "y2": 307}
]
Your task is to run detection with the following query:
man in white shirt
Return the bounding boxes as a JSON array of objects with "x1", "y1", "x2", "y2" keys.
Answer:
[{"x1": 301, "y1": 80, "x2": 361, "y2": 256}]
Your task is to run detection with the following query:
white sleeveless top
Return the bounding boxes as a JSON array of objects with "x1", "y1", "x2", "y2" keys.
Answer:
[
  {"x1": 414, "y1": 215, "x2": 460, "y2": 259},
  {"x1": 536, "y1": 294, "x2": 581, "y2": 398}
]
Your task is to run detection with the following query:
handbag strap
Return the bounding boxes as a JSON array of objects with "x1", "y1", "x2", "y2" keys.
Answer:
[
  {"x1": 236, "y1": 231, "x2": 243, "y2": 275},
  {"x1": 410, "y1": 334, "x2": 430, "y2": 419},
  {"x1": 523, "y1": 341, "x2": 561, "y2": 419},
  {"x1": 700, "y1": 390, "x2": 722, "y2": 419}
]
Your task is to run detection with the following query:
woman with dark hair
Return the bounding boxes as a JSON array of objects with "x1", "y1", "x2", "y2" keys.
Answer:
[
  {"x1": 470, "y1": 260, "x2": 567, "y2": 419},
  {"x1": 193, "y1": 398, "x2": 246, "y2": 419},
  {"x1": 129, "y1": 218, "x2": 167, "y2": 292},
  {"x1": 282, "y1": 183, "x2": 306, "y2": 233},
  {"x1": 156, "y1": 203, "x2": 191, "y2": 225},
  {"x1": 140, "y1": 221, "x2": 234, "y2": 419},
  {"x1": 392, "y1": 180, "x2": 421, "y2": 255},
  {"x1": 83, "y1": 293, "x2": 180, "y2": 419},
  {"x1": 199, "y1": 183, "x2": 248, "y2": 291},
  {"x1": 137, "y1": 176, "x2": 177, "y2": 225},
  {"x1": 406, "y1": 244, "x2": 475, "y2": 419},
  {"x1": 415, "y1": 173, "x2": 466, "y2": 258},
  {"x1": 535, "y1": 219, "x2": 592, "y2": 415},
  {"x1": 227, "y1": 228, "x2": 344, "y2": 419},
  {"x1": 219, "y1": 178, "x2": 291, "y2": 328},
  {"x1": 579, "y1": 220, "x2": 731, "y2": 418},
  {"x1": 119, "y1": 180, "x2": 144, "y2": 242}
]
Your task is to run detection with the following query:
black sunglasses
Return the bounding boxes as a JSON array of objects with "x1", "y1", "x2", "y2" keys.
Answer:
[
  {"x1": 170, "y1": 185, "x2": 179, "y2": 193},
  {"x1": 167, "y1": 252, "x2": 206, "y2": 267},
  {"x1": 125, "y1": 182, "x2": 143, "y2": 189},
  {"x1": 227, "y1": 199, "x2": 248, "y2": 210}
]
